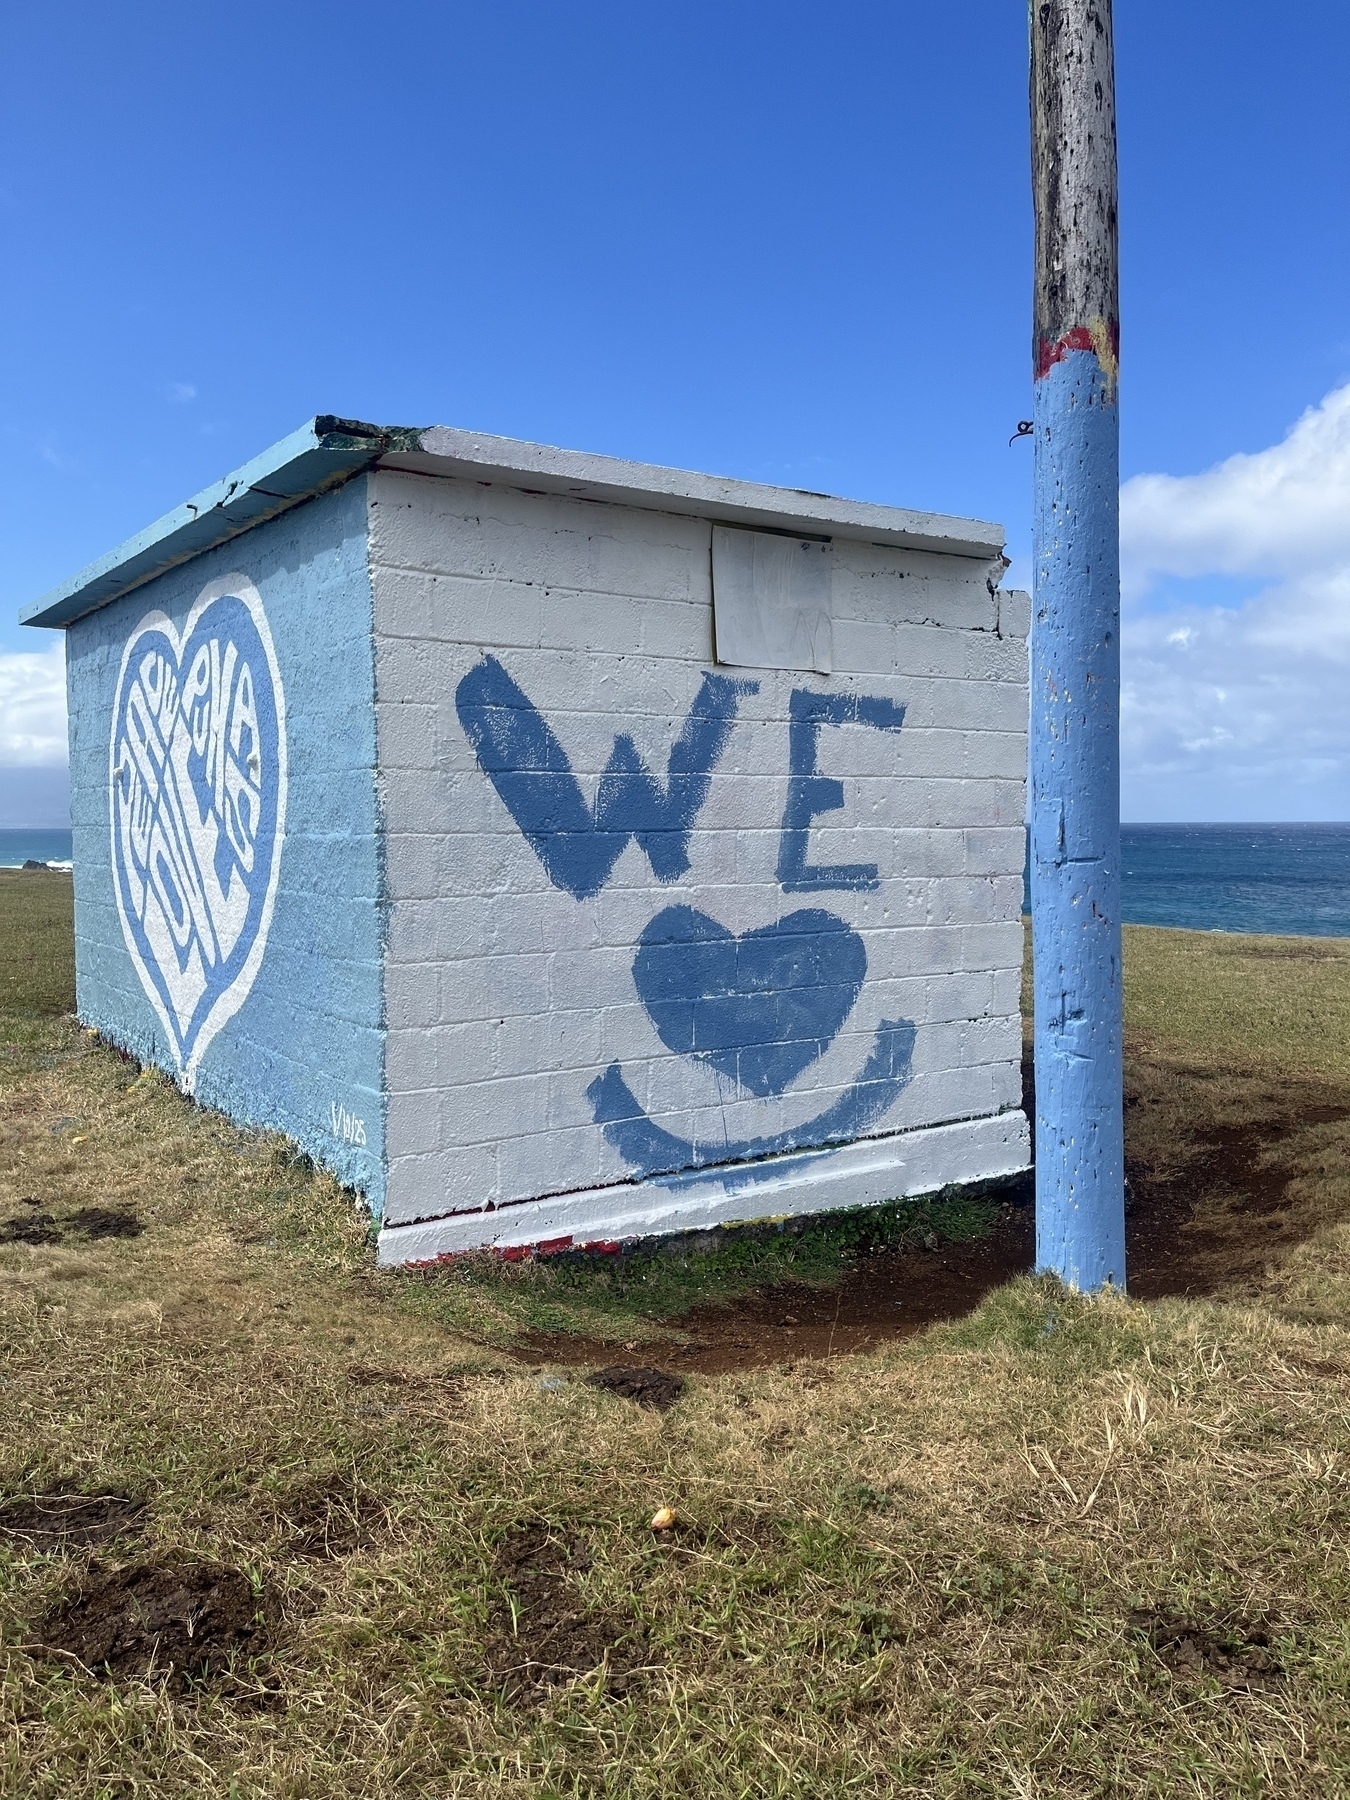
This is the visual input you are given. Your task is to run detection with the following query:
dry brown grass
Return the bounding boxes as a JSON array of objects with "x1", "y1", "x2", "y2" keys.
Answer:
[
  {"x1": 1124, "y1": 923, "x2": 1350, "y2": 1085},
  {"x1": 2, "y1": 880, "x2": 1350, "y2": 1795}
]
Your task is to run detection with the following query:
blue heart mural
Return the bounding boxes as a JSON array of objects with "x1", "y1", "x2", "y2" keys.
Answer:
[
  {"x1": 109, "y1": 581, "x2": 287, "y2": 1087},
  {"x1": 632, "y1": 904, "x2": 867, "y2": 1098}
]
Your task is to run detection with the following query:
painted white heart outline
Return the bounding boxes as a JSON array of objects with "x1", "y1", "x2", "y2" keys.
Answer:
[{"x1": 108, "y1": 572, "x2": 288, "y2": 1092}]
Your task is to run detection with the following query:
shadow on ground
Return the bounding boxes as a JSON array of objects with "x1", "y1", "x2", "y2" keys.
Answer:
[{"x1": 519, "y1": 1044, "x2": 1350, "y2": 1373}]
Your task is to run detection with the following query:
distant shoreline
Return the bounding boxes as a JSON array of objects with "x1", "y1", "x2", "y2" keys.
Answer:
[
  {"x1": 9, "y1": 824, "x2": 1350, "y2": 937},
  {"x1": 0, "y1": 827, "x2": 76, "y2": 872}
]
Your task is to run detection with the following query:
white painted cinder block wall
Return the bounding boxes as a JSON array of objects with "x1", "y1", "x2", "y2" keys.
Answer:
[{"x1": 369, "y1": 466, "x2": 1030, "y2": 1260}]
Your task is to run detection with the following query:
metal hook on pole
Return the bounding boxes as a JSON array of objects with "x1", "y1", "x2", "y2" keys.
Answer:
[{"x1": 1028, "y1": 0, "x2": 1126, "y2": 1291}]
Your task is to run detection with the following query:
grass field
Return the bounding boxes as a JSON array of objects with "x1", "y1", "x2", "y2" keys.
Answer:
[{"x1": 3, "y1": 868, "x2": 1350, "y2": 1796}]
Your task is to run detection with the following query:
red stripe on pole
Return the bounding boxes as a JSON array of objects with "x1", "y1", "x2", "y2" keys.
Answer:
[{"x1": 1035, "y1": 320, "x2": 1121, "y2": 380}]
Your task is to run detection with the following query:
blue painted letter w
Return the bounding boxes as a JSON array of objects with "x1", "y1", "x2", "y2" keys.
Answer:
[{"x1": 456, "y1": 656, "x2": 757, "y2": 899}]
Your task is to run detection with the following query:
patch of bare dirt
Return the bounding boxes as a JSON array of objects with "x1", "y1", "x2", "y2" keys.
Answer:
[
  {"x1": 520, "y1": 1043, "x2": 1350, "y2": 1375},
  {"x1": 271, "y1": 1477, "x2": 385, "y2": 1560},
  {"x1": 585, "y1": 1366, "x2": 685, "y2": 1411},
  {"x1": 1116, "y1": 1049, "x2": 1350, "y2": 1300},
  {"x1": 1129, "y1": 1609, "x2": 1282, "y2": 1686},
  {"x1": 0, "y1": 1213, "x2": 62, "y2": 1246},
  {"x1": 519, "y1": 1198, "x2": 1032, "y2": 1376},
  {"x1": 35, "y1": 1557, "x2": 270, "y2": 1688},
  {"x1": 0, "y1": 1485, "x2": 146, "y2": 1549},
  {"x1": 68, "y1": 1207, "x2": 143, "y2": 1240},
  {"x1": 486, "y1": 1525, "x2": 648, "y2": 1702},
  {"x1": 0, "y1": 1205, "x2": 143, "y2": 1246}
]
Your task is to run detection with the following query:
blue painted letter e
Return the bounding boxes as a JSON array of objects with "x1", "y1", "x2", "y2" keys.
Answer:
[{"x1": 776, "y1": 689, "x2": 906, "y2": 893}]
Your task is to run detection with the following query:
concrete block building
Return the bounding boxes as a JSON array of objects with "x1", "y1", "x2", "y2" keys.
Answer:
[{"x1": 23, "y1": 417, "x2": 1031, "y2": 1263}]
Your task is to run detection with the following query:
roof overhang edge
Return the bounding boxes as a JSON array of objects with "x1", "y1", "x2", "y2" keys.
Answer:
[{"x1": 20, "y1": 417, "x2": 1005, "y2": 631}]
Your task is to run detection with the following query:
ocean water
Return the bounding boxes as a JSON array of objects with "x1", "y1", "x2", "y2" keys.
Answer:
[
  {"x1": 1119, "y1": 823, "x2": 1350, "y2": 938},
  {"x1": 0, "y1": 828, "x2": 73, "y2": 869},
  {"x1": 1025, "y1": 823, "x2": 1350, "y2": 937}
]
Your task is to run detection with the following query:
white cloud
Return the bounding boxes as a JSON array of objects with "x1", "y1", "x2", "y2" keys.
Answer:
[
  {"x1": 0, "y1": 642, "x2": 68, "y2": 765},
  {"x1": 1122, "y1": 383, "x2": 1350, "y2": 601},
  {"x1": 167, "y1": 381, "x2": 197, "y2": 404},
  {"x1": 1121, "y1": 382, "x2": 1350, "y2": 820}
]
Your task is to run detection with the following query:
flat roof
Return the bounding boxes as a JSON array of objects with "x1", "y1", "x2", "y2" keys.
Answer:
[{"x1": 20, "y1": 416, "x2": 1005, "y2": 631}]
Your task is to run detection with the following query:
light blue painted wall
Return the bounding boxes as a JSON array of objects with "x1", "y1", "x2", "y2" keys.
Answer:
[{"x1": 66, "y1": 476, "x2": 386, "y2": 1205}]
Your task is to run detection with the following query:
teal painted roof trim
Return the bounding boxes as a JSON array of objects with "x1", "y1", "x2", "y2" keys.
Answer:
[{"x1": 20, "y1": 417, "x2": 425, "y2": 630}]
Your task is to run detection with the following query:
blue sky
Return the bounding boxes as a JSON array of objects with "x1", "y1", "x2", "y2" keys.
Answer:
[{"x1": 4, "y1": 1, "x2": 1350, "y2": 823}]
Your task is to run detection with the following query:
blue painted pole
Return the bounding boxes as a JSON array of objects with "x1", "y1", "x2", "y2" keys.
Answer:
[{"x1": 1029, "y1": 0, "x2": 1126, "y2": 1290}]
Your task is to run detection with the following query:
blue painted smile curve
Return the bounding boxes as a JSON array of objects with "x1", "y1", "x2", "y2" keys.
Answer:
[
  {"x1": 632, "y1": 904, "x2": 866, "y2": 1099},
  {"x1": 586, "y1": 1017, "x2": 917, "y2": 1189}
]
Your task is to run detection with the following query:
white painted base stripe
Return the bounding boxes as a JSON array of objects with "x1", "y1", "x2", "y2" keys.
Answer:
[{"x1": 376, "y1": 1111, "x2": 1031, "y2": 1266}]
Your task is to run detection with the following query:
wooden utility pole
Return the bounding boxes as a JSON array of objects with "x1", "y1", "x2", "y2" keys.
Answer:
[{"x1": 1028, "y1": 0, "x2": 1126, "y2": 1289}]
